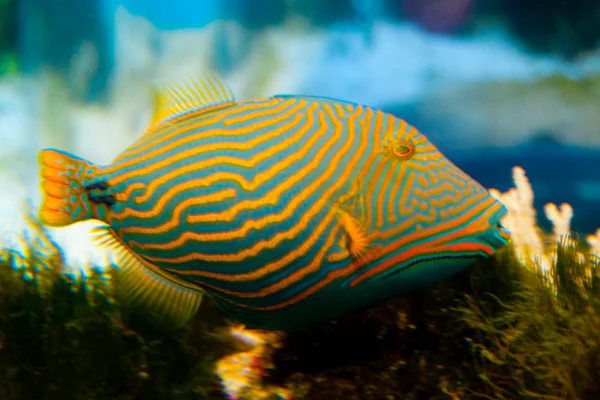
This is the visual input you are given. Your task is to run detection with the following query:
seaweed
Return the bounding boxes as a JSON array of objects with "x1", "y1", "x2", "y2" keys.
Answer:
[
  {"x1": 453, "y1": 240, "x2": 600, "y2": 399},
  {"x1": 0, "y1": 222, "x2": 239, "y2": 400}
]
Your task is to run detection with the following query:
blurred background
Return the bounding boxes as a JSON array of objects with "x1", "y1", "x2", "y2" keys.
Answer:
[{"x1": 0, "y1": 0, "x2": 599, "y2": 249}]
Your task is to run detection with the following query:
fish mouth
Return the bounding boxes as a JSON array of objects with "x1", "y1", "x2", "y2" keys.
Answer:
[
  {"x1": 497, "y1": 220, "x2": 512, "y2": 242},
  {"x1": 487, "y1": 200, "x2": 511, "y2": 245}
]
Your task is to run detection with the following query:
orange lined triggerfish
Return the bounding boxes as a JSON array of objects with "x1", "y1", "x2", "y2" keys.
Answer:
[{"x1": 38, "y1": 72, "x2": 510, "y2": 331}]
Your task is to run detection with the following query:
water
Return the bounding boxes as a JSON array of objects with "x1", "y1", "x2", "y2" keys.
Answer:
[{"x1": 1, "y1": 1, "x2": 599, "y2": 399}]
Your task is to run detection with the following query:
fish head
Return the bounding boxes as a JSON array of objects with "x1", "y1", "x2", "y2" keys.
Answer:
[{"x1": 380, "y1": 125, "x2": 511, "y2": 258}]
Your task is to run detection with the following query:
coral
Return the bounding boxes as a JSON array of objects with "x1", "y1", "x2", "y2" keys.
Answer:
[
  {"x1": 491, "y1": 166, "x2": 593, "y2": 271},
  {"x1": 587, "y1": 229, "x2": 600, "y2": 259},
  {"x1": 490, "y1": 166, "x2": 551, "y2": 271}
]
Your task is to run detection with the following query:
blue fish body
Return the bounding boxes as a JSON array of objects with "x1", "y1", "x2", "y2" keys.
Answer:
[{"x1": 37, "y1": 74, "x2": 510, "y2": 330}]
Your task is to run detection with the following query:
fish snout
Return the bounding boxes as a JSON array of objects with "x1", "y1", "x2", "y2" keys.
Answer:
[
  {"x1": 496, "y1": 220, "x2": 512, "y2": 242},
  {"x1": 488, "y1": 202, "x2": 511, "y2": 247}
]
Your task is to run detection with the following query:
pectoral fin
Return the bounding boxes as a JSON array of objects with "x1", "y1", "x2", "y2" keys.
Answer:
[{"x1": 336, "y1": 208, "x2": 371, "y2": 261}]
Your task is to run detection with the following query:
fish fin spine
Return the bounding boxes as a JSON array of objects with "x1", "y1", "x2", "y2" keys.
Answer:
[
  {"x1": 91, "y1": 225, "x2": 204, "y2": 328},
  {"x1": 150, "y1": 70, "x2": 236, "y2": 127},
  {"x1": 38, "y1": 149, "x2": 98, "y2": 227}
]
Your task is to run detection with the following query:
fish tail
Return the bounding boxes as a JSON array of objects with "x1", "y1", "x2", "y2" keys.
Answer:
[{"x1": 38, "y1": 149, "x2": 98, "y2": 227}]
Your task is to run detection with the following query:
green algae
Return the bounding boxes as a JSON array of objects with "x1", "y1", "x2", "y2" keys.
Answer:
[
  {"x1": 453, "y1": 241, "x2": 600, "y2": 400},
  {"x1": 0, "y1": 229, "x2": 238, "y2": 400}
]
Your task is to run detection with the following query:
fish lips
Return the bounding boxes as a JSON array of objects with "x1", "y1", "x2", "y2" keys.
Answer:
[{"x1": 497, "y1": 221, "x2": 512, "y2": 242}]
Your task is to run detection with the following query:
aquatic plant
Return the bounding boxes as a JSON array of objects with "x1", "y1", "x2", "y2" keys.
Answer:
[
  {"x1": 453, "y1": 241, "x2": 600, "y2": 399},
  {"x1": 0, "y1": 219, "x2": 238, "y2": 400}
]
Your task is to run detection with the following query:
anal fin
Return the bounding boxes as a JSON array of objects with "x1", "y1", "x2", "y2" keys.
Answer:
[{"x1": 91, "y1": 225, "x2": 203, "y2": 328}]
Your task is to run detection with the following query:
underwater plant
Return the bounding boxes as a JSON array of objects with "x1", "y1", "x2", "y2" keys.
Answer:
[{"x1": 0, "y1": 219, "x2": 239, "y2": 400}]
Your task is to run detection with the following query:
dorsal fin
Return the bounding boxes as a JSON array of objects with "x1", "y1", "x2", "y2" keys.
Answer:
[{"x1": 150, "y1": 71, "x2": 236, "y2": 127}]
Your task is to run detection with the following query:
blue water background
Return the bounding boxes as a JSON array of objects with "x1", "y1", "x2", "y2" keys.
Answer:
[{"x1": 14, "y1": 0, "x2": 600, "y2": 234}]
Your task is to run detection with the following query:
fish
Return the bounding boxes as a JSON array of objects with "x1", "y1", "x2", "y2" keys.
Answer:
[{"x1": 37, "y1": 72, "x2": 511, "y2": 331}]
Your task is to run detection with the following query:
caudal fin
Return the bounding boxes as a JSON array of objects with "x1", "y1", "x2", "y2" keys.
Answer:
[{"x1": 38, "y1": 149, "x2": 98, "y2": 227}]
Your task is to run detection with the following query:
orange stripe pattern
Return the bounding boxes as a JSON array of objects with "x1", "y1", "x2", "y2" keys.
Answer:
[{"x1": 88, "y1": 94, "x2": 509, "y2": 330}]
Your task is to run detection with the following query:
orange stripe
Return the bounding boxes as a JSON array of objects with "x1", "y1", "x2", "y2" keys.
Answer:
[
  {"x1": 382, "y1": 190, "x2": 493, "y2": 243},
  {"x1": 118, "y1": 100, "x2": 277, "y2": 159},
  {"x1": 107, "y1": 100, "x2": 306, "y2": 184},
  {"x1": 114, "y1": 182, "x2": 146, "y2": 203},
  {"x1": 387, "y1": 162, "x2": 407, "y2": 223},
  {"x1": 197, "y1": 224, "x2": 341, "y2": 299},
  {"x1": 117, "y1": 188, "x2": 237, "y2": 235},
  {"x1": 362, "y1": 112, "x2": 395, "y2": 226},
  {"x1": 180, "y1": 223, "x2": 341, "y2": 303},
  {"x1": 245, "y1": 200, "x2": 497, "y2": 310},
  {"x1": 349, "y1": 201, "x2": 499, "y2": 286},
  {"x1": 376, "y1": 161, "x2": 396, "y2": 229},
  {"x1": 110, "y1": 116, "x2": 312, "y2": 223},
  {"x1": 131, "y1": 107, "x2": 338, "y2": 255},
  {"x1": 137, "y1": 104, "x2": 366, "y2": 261},
  {"x1": 398, "y1": 173, "x2": 416, "y2": 216},
  {"x1": 125, "y1": 102, "x2": 318, "y2": 210},
  {"x1": 166, "y1": 211, "x2": 338, "y2": 285}
]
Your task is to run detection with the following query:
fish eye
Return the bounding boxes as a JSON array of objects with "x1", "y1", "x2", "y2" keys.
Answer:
[{"x1": 392, "y1": 140, "x2": 415, "y2": 160}]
